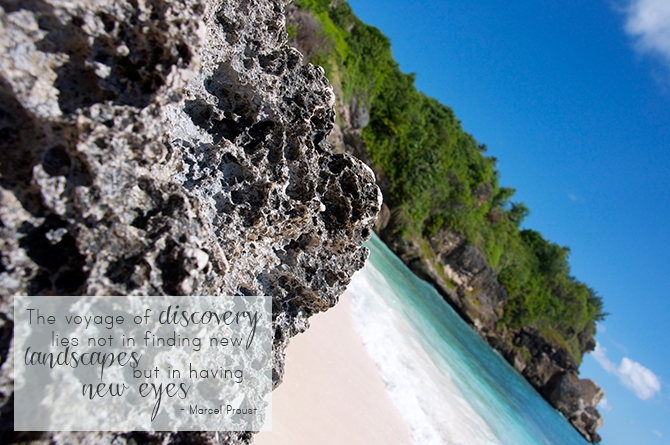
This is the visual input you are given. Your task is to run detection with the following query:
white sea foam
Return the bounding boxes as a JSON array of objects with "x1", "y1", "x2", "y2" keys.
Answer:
[{"x1": 348, "y1": 261, "x2": 501, "y2": 445}]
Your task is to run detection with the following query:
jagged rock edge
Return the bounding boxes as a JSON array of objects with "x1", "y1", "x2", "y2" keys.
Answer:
[{"x1": 0, "y1": 0, "x2": 381, "y2": 443}]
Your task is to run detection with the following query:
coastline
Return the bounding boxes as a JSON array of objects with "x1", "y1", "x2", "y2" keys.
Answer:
[{"x1": 253, "y1": 291, "x2": 412, "y2": 445}]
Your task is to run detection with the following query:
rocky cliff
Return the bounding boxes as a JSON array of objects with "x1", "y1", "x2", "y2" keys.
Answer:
[
  {"x1": 345, "y1": 126, "x2": 603, "y2": 444},
  {"x1": 0, "y1": 0, "x2": 380, "y2": 443},
  {"x1": 286, "y1": 3, "x2": 603, "y2": 437}
]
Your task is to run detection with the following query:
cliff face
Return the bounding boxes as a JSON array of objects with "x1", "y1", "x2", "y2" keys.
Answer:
[
  {"x1": 0, "y1": 0, "x2": 380, "y2": 443},
  {"x1": 287, "y1": 5, "x2": 603, "y2": 436},
  {"x1": 356, "y1": 172, "x2": 603, "y2": 441},
  {"x1": 353, "y1": 142, "x2": 603, "y2": 444}
]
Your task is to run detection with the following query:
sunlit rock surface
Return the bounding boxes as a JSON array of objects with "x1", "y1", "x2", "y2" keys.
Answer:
[{"x1": 0, "y1": 0, "x2": 380, "y2": 442}]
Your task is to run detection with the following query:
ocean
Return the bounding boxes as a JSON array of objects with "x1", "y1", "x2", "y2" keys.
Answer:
[{"x1": 347, "y1": 234, "x2": 591, "y2": 445}]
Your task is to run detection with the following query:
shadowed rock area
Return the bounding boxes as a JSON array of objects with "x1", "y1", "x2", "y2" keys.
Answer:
[{"x1": 0, "y1": 0, "x2": 380, "y2": 443}]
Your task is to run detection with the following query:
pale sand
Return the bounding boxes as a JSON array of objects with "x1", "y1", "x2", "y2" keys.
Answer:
[{"x1": 253, "y1": 291, "x2": 413, "y2": 445}]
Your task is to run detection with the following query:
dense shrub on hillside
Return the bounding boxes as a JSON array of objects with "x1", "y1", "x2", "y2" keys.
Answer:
[{"x1": 292, "y1": 0, "x2": 606, "y2": 362}]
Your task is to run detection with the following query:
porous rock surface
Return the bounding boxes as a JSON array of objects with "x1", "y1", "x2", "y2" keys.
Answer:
[{"x1": 0, "y1": 0, "x2": 380, "y2": 443}]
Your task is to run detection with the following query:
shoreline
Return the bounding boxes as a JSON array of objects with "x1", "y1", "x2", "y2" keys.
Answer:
[{"x1": 253, "y1": 291, "x2": 412, "y2": 445}]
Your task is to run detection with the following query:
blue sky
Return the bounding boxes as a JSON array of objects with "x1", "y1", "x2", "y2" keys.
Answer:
[{"x1": 346, "y1": 0, "x2": 670, "y2": 443}]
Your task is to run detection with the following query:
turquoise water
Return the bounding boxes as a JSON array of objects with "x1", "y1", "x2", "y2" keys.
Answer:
[{"x1": 347, "y1": 234, "x2": 590, "y2": 445}]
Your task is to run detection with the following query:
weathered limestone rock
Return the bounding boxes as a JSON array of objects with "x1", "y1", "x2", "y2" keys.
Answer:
[
  {"x1": 546, "y1": 372, "x2": 604, "y2": 443},
  {"x1": 377, "y1": 227, "x2": 508, "y2": 335},
  {"x1": 0, "y1": 0, "x2": 380, "y2": 443}
]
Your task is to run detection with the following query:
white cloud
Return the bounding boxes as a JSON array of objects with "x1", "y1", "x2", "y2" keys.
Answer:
[
  {"x1": 619, "y1": 357, "x2": 662, "y2": 399},
  {"x1": 625, "y1": 0, "x2": 670, "y2": 64},
  {"x1": 592, "y1": 343, "x2": 619, "y2": 373},
  {"x1": 653, "y1": 429, "x2": 662, "y2": 438},
  {"x1": 598, "y1": 397, "x2": 613, "y2": 412},
  {"x1": 592, "y1": 343, "x2": 661, "y2": 400}
]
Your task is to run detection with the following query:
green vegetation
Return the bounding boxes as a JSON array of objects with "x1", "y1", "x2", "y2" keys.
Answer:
[
  {"x1": 287, "y1": 24, "x2": 297, "y2": 39},
  {"x1": 291, "y1": 1, "x2": 606, "y2": 363}
]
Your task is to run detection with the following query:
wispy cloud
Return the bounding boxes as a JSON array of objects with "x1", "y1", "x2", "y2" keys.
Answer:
[
  {"x1": 624, "y1": 0, "x2": 670, "y2": 64},
  {"x1": 598, "y1": 397, "x2": 613, "y2": 412},
  {"x1": 652, "y1": 429, "x2": 662, "y2": 438},
  {"x1": 598, "y1": 324, "x2": 630, "y2": 354},
  {"x1": 592, "y1": 343, "x2": 618, "y2": 373},
  {"x1": 592, "y1": 343, "x2": 661, "y2": 400}
]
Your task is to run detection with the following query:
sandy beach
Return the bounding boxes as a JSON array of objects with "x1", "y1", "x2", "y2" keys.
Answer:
[{"x1": 253, "y1": 291, "x2": 412, "y2": 445}]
